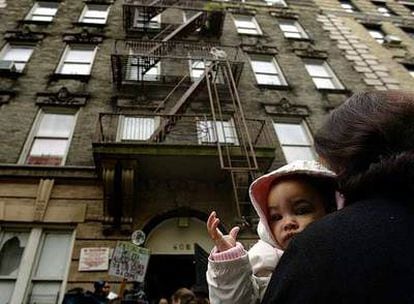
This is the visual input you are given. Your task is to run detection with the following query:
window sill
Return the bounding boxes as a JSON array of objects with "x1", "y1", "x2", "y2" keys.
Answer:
[
  {"x1": 0, "y1": 69, "x2": 22, "y2": 79},
  {"x1": 237, "y1": 33, "x2": 263, "y2": 37},
  {"x1": 72, "y1": 22, "x2": 107, "y2": 28},
  {"x1": 20, "y1": 19, "x2": 53, "y2": 25},
  {"x1": 50, "y1": 73, "x2": 91, "y2": 82},
  {"x1": 256, "y1": 84, "x2": 290, "y2": 90},
  {"x1": 286, "y1": 37, "x2": 312, "y2": 42},
  {"x1": 317, "y1": 88, "x2": 350, "y2": 94}
]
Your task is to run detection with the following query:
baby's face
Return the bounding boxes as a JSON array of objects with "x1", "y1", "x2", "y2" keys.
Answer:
[{"x1": 267, "y1": 179, "x2": 327, "y2": 250}]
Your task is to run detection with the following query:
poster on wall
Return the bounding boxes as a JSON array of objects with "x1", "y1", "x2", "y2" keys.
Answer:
[
  {"x1": 79, "y1": 247, "x2": 110, "y2": 271},
  {"x1": 108, "y1": 241, "x2": 150, "y2": 282}
]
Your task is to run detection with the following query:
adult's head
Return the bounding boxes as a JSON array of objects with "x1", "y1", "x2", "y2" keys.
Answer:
[
  {"x1": 93, "y1": 280, "x2": 110, "y2": 296},
  {"x1": 315, "y1": 90, "x2": 414, "y2": 202},
  {"x1": 171, "y1": 288, "x2": 195, "y2": 304}
]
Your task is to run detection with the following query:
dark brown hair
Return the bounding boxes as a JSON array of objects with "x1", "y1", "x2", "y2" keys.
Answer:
[{"x1": 315, "y1": 91, "x2": 414, "y2": 202}]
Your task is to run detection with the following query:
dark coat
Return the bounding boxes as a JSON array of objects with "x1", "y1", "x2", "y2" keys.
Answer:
[{"x1": 261, "y1": 197, "x2": 414, "y2": 304}]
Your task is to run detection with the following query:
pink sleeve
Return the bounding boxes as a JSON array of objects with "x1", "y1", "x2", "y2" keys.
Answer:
[{"x1": 210, "y1": 242, "x2": 246, "y2": 262}]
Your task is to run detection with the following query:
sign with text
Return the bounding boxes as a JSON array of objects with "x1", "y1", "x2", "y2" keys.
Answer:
[
  {"x1": 108, "y1": 241, "x2": 150, "y2": 282},
  {"x1": 79, "y1": 247, "x2": 110, "y2": 271}
]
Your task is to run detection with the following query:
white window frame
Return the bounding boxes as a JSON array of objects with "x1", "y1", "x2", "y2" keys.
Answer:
[
  {"x1": 19, "y1": 109, "x2": 78, "y2": 166},
  {"x1": 117, "y1": 116, "x2": 160, "y2": 141},
  {"x1": 249, "y1": 54, "x2": 288, "y2": 86},
  {"x1": 133, "y1": 9, "x2": 161, "y2": 29},
  {"x1": 399, "y1": 1, "x2": 414, "y2": 16},
  {"x1": 279, "y1": 19, "x2": 309, "y2": 39},
  {"x1": 56, "y1": 44, "x2": 97, "y2": 75},
  {"x1": 367, "y1": 27, "x2": 385, "y2": 44},
  {"x1": 303, "y1": 59, "x2": 344, "y2": 90},
  {"x1": 273, "y1": 121, "x2": 316, "y2": 163},
  {"x1": 0, "y1": 228, "x2": 75, "y2": 304},
  {"x1": 126, "y1": 51, "x2": 161, "y2": 81},
  {"x1": 0, "y1": 44, "x2": 34, "y2": 72},
  {"x1": 233, "y1": 15, "x2": 263, "y2": 35},
  {"x1": 403, "y1": 64, "x2": 414, "y2": 77},
  {"x1": 372, "y1": 1, "x2": 394, "y2": 16},
  {"x1": 264, "y1": 0, "x2": 287, "y2": 7},
  {"x1": 78, "y1": 4, "x2": 110, "y2": 24},
  {"x1": 339, "y1": 0, "x2": 357, "y2": 12},
  {"x1": 25, "y1": 1, "x2": 58, "y2": 22},
  {"x1": 197, "y1": 119, "x2": 239, "y2": 145}
]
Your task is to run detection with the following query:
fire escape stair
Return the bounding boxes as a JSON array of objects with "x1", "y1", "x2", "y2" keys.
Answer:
[{"x1": 149, "y1": 66, "x2": 212, "y2": 142}]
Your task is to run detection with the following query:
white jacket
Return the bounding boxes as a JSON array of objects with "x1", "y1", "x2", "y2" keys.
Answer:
[{"x1": 207, "y1": 160, "x2": 337, "y2": 304}]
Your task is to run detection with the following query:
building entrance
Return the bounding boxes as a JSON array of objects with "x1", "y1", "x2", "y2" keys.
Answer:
[
  {"x1": 146, "y1": 254, "x2": 195, "y2": 302},
  {"x1": 143, "y1": 216, "x2": 214, "y2": 303}
]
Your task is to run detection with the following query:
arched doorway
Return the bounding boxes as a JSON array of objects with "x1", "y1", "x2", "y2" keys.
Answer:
[{"x1": 144, "y1": 216, "x2": 214, "y2": 302}]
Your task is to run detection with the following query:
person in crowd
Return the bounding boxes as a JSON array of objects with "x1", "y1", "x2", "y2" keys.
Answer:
[
  {"x1": 171, "y1": 287, "x2": 196, "y2": 304},
  {"x1": 261, "y1": 91, "x2": 414, "y2": 303},
  {"x1": 91, "y1": 280, "x2": 111, "y2": 303},
  {"x1": 206, "y1": 160, "x2": 338, "y2": 304},
  {"x1": 158, "y1": 298, "x2": 169, "y2": 304}
]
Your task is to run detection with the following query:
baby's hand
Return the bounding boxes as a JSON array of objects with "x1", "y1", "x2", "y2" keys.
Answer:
[{"x1": 207, "y1": 211, "x2": 240, "y2": 252}]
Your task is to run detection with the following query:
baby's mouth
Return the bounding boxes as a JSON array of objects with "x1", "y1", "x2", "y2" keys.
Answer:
[{"x1": 283, "y1": 232, "x2": 296, "y2": 244}]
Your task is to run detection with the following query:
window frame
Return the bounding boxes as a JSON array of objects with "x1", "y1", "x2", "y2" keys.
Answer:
[
  {"x1": 273, "y1": 120, "x2": 317, "y2": 163},
  {"x1": 264, "y1": 0, "x2": 287, "y2": 6},
  {"x1": 371, "y1": 0, "x2": 396, "y2": 16},
  {"x1": 365, "y1": 24, "x2": 385, "y2": 44},
  {"x1": 0, "y1": 43, "x2": 35, "y2": 73},
  {"x1": 0, "y1": 227, "x2": 75, "y2": 304},
  {"x1": 249, "y1": 54, "x2": 288, "y2": 87},
  {"x1": 19, "y1": 109, "x2": 78, "y2": 166},
  {"x1": 278, "y1": 19, "x2": 309, "y2": 39},
  {"x1": 55, "y1": 44, "x2": 97, "y2": 76},
  {"x1": 78, "y1": 4, "x2": 110, "y2": 25},
  {"x1": 126, "y1": 51, "x2": 161, "y2": 82},
  {"x1": 25, "y1": 1, "x2": 59, "y2": 22},
  {"x1": 233, "y1": 15, "x2": 263, "y2": 36},
  {"x1": 339, "y1": 0, "x2": 359, "y2": 12},
  {"x1": 117, "y1": 115, "x2": 160, "y2": 141},
  {"x1": 133, "y1": 9, "x2": 161, "y2": 29},
  {"x1": 196, "y1": 118, "x2": 239, "y2": 145},
  {"x1": 303, "y1": 58, "x2": 344, "y2": 90}
]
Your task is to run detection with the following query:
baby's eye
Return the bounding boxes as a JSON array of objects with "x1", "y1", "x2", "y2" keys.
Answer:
[
  {"x1": 295, "y1": 202, "x2": 314, "y2": 215},
  {"x1": 269, "y1": 213, "x2": 282, "y2": 222}
]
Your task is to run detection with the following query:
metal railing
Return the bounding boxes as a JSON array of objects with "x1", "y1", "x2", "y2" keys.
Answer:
[{"x1": 95, "y1": 113, "x2": 276, "y2": 149}]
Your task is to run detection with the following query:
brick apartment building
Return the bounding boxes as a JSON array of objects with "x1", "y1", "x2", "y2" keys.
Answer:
[{"x1": 0, "y1": 0, "x2": 413, "y2": 302}]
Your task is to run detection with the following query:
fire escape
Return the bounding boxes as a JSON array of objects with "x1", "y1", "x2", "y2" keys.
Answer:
[{"x1": 94, "y1": 0, "x2": 276, "y2": 234}]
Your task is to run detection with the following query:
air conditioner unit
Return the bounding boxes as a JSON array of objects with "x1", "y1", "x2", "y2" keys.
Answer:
[
  {"x1": 384, "y1": 35, "x2": 402, "y2": 45},
  {"x1": 0, "y1": 60, "x2": 16, "y2": 72}
]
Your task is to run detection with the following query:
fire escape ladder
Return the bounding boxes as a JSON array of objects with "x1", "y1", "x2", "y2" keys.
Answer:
[
  {"x1": 205, "y1": 58, "x2": 260, "y2": 220},
  {"x1": 230, "y1": 171, "x2": 259, "y2": 220},
  {"x1": 149, "y1": 64, "x2": 214, "y2": 142}
]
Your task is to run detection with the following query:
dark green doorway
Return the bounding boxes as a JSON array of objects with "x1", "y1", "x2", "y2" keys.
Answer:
[{"x1": 146, "y1": 254, "x2": 196, "y2": 302}]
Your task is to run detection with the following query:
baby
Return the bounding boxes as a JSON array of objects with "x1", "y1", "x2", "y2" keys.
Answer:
[{"x1": 206, "y1": 160, "x2": 338, "y2": 304}]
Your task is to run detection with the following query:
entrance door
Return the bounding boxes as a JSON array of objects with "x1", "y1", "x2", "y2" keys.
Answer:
[{"x1": 146, "y1": 254, "x2": 195, "y2": 302}]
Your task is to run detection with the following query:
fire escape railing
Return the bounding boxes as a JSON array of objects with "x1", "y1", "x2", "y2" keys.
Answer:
[{"x1": 123, "y1": 0, "x2": 225, "y2": 37}]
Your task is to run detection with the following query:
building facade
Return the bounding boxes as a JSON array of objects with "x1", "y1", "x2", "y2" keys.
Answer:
[{"x1": 0, "y1": 0, "x2": 413, "y2": 303}]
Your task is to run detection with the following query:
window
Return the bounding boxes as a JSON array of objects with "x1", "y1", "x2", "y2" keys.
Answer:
[
  {"x1": 399, "y1": 1, "x2": 414, "y2": 16},
  {"x1": 25, "y1": 1, "x2": 58, "y2": 22},
  {"x1": 401, "y1": 27, "x2": 414, "y2": 39},
  {"x1": 264, "y1": 0, "x2": 287, "y2": 6},
  {"x1": 134, "y1": 9, "x2": 161, "y2": 29},
  {"x1": 371, "y1": 1, "x2": 396, "y2": 16},
  {"x1": 197, "y1": 119, "x2": 239, "y2": 145},
  {"x1": 233, "y1": 15, "x2": 262, "y2": 35},
  {"x1": 403, "y1": 64, "x2": 414, "y2": 77},
  {"x1": 304, "y1": 59, "x2": 344, "y2": 90},
  {"x1": 23, "y1": 111, "x2": 76, "y2": 166},
  {"x1": 339, "y1": 0, "x2": 359, "y2": 12},
  {"x1": 273, "y1": 122, "x2": 316, "y2": 163},
  {"x1": 79, "y1": 4, "x2": 110, "y2": 24},
  {"x1": 0, "y1": 44, "x2": 34, "y2": 72},
  {"x1": 56, "y1": 45, "x2": 97, "y2": 75},
  {"x1": 365, "y1": 25, "x2": 385, "y2": 43},
  {"x1": 249, "y1": 54, "x2": 287, "y2": 86},
  {"x1": 126, "y1": 55, "x2": 160, "y2": 81},
  {"x1": 189, "y1": 60, "x2": 223, "y2": 83},
  {"x1": 118, "y1": 116, "x2": 159, "y2": 141},
  {"x1": 0, "y1": 228, "x2": 73, "y2": 304},
  {"x1": 279, "y1": 19, "x2": 308, "y2": 39}
]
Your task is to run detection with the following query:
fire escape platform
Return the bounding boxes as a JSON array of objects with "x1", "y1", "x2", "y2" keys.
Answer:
[{"x1": 92, "y1": 143, "x2": 275, "y2": 180}]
